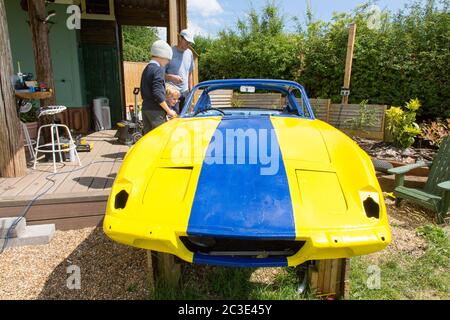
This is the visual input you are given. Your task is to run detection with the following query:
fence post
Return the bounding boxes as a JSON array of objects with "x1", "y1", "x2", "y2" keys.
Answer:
[
  {"x1": 382, "y1": 105, "x2": 387, "y2": 142},
  {"x1": 326, "y1": 99, "x2": 331, "y2": 123},
  {"x1": 146, "y1": 250, "x2": 155, "y2": 298},
  {"x1": 308, "y1": 258, "x2": 350, "y2": 300}
]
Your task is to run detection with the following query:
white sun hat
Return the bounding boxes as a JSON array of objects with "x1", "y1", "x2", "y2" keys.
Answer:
[
  {"x1": 151, "y1": 40, "x2": 173, "y2": 60},
  {"x1": 180, "y1": 29, "x2": 195, "y2": 44}
]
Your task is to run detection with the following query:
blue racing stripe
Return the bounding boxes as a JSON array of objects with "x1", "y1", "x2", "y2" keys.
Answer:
[
  {"x1": 188, "y1": 117, "x2": 295, "y2": 239},
  {"x1": 193, "y1": 254, "x2": 288, "y2": 268}
]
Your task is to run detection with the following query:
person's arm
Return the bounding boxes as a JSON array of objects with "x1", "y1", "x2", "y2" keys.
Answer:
[
  {"x1": 159, "y1": 101, "x2": 177, "y2": 119},
  {"x1": 150, "y1": 69, "x2": 172, "y2": 115},
  {"x1": 165, "y1": 73, "x2": 183, "y2": 84},
  {"x1": 188, "y1": 72, "x2": 194, "y2": 92},
  {"x1": 188, "y1": 52, "x2": 195, "y2": 91},
  {"x1": 151, "y1": 68, "x2": 177, "y2": 118}
]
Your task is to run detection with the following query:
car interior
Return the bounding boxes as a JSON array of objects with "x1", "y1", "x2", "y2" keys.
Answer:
[{"x1": 183, "y1": 85, "x2": 313, "y2": 119}]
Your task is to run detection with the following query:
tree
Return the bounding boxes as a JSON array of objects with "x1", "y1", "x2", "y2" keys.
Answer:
[
  {"x1": 196, "y1": 0, "x2": 450, "y2": 120},
  {"x1": 197, "y1": 3, "x2": 302, "y2": 81},
  {"x1": 0, "y1": 0, "x2": 26, "y2": 177},
  {"x1": 122, "y1": 26, "x2": 159, "y2": 62}
]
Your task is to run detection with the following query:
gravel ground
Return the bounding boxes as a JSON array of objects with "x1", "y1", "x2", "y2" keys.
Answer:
[
  {"x1": 0, "y1": 200, "x2": 438, "y2": 300},
  {"x1": 363, "y1": 198, "x2": 435, "y2": 265},
  {"x1": 0, "y1": 227, "x2": 149, "y2": 300}
]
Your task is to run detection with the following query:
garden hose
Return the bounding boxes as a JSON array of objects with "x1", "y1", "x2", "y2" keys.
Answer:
[{"x1": 0, "y1": 160, "x2": 122, "y2": 255}]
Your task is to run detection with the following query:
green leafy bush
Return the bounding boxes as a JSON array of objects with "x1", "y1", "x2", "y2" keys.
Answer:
[
  {"x1": 231, "y1": 96, "x2": 243, "y2": 108},
  {"x1": 195, "y1": 4, "x2": 302, "y2": 82},
  {"x1": 122, "y1": 26, "x2": 158, "y2": 62},
  {"x1": 19, "y1": 102, "x2": 38, "y2": 123},
  {"x1": 345, "y1": 99, "x2": 377, "y2": 131},
  {"x1": 386, "y1": 98, "x2": 422, "y2": 149},
  {"x1": 195, "y1": 1, "x2": 450, "y2": 120},
  {"x1": 419, "y1": 119, "x2": 450, "y2": 147}
]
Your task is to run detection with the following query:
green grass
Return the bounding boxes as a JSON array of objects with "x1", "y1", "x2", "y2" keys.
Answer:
[
  {"x1": 154, "y1": 266, "x2": 315, "y2": 300},
  {"x1": 350, "y1": 224, "x2": 450, "y2": 300},
  {"x1": 152, "y1": 224, "x2": 449, "y2": 300}
]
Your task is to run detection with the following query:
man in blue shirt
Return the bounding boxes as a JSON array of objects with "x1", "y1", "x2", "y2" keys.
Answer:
[{"x1": 165, "y1": 29, "x2": 195, "y2": 114}]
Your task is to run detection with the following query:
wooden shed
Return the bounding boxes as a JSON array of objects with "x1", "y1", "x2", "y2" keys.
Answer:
[
  {"x1": 0, "y1": 0, "x2": 190, "y2": 223},
  {"x1": 4, "y1": 0, "x2": 187, "y2": 128}
]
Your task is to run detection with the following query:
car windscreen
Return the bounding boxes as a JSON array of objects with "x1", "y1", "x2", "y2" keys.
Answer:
[{"x1": 182, "y1": 86, "x2": 312, "y2": 118}]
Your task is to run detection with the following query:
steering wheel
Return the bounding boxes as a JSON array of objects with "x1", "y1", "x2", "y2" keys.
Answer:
[{"x1": 194, "y1": 108, "x2": 226, "y2": 117}]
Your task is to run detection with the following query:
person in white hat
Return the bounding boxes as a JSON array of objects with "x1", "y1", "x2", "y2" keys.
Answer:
[
  {"x1": 165, "y1": 29, "x2": 196, "y2": 114},
  {"x1": 140, "y1": 40, "x2": 178, "y2": 134}
]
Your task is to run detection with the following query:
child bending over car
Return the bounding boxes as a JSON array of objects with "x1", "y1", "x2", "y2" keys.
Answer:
[
  {"x1": 140, "y1": 40, "x2": 178, "y2": 135},
  {"x1": 165, "y1": 84, "x2": 182, "y2": 116}
]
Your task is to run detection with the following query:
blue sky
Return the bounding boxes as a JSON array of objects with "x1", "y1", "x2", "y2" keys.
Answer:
[{"x1": 186, "y1": 0, "x2": 423, "y2": 37}]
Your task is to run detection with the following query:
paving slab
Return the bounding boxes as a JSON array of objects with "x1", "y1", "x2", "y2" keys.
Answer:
[
  {"x1": 0, "y1": 224, "x2": 55, "y2": 249},
  {"x1": 0, "y1": 217, "x2": 26, "y2": 238}
]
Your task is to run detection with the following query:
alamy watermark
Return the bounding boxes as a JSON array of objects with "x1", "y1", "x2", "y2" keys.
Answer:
[
  {"x1": 66, "y1": 264, "x2": 81, "y2": 290},
  {"x1": 66, "y1": 5, "x2": 81, "y2": 30},
  {"x1": 170, "y1": 126, "x2": 280, "y2": 176},
  {"x1": 367, "y1": 5, "x2": 382, "y2": 31},
  {"x1": 366, "y1": 264, "x2": 381, "y2": 290}
]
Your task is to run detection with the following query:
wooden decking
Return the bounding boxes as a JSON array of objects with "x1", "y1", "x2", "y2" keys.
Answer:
[{"x1": 0, "y1": 130, "x2": 129, "y2": 230}]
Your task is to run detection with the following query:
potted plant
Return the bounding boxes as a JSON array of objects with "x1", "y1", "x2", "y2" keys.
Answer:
[{"x1": 20, "y1": 101, "x2": 39, "y2": 141}]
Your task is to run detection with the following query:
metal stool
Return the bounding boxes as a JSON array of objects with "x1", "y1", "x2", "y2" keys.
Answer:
[{"x1": 33, "y1": 106, "x2": 82, "y2": 173}]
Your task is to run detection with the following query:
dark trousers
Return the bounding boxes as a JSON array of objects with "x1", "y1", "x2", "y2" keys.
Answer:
[{"x1": 142, "y1": 109, "x2": 167, "y2": 135}]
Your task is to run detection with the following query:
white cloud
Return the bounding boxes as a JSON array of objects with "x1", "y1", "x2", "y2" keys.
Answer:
[
  {"x1": 188, "y1": 20, "x2": 210, "y2": 37},
  {"x1": 205, "y1": 18, "x2": 223, "y2": 26},
  {"x1": 156, "y1": 27, "x2": 167, "y2": 41},
  {"x1": 188, "y1": 0, "x2": 224, "y2": 17}
]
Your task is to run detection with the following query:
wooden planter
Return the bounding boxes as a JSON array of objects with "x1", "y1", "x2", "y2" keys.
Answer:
[{"x1": 24, "y1": 121, "x2": 39, "y2": 141}]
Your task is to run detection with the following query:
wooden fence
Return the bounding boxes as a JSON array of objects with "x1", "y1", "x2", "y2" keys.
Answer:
[
  {"x1": 122, "y1": 69, "x2": 387, "y2": 140},
  {"x1": 123, "y1": 56, "x2": 200, "y2": 108},
  {"x1": 123, "y1": 61, "x2": 146, "y2": 107},
  {"x1": 205, "y1": 91, "x2": 387, "y2": 140},
  {"x1": 329, "y1": 103, "x2": 387, "y2": 140}
]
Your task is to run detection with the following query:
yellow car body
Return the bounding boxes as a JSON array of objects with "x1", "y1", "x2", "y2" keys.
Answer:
[{"x1": 104, "y1": 80, "x2": 391, "y2": 267}]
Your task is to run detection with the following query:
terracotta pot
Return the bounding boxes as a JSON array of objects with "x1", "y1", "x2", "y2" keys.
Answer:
[{"x1": 25, "y1": 121, "x2": 39, "y2": 141}]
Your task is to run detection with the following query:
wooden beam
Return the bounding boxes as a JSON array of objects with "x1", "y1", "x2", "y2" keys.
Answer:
[
  {"x1": 340, "y1": 258, "x2": 351, "y2": 300},
  {"x1": 342, "y1": 23, "x2": 357, "y2": 105},
  {"x1": 178, "y1": 0, "x2": 187, "y2": 30},
  {"x1": 28, "y1": 0, "x2": 56, "y2": 108},
  {"x1": 0, "y1": 0, "x2": 27, "y2": 178},
  {"x1": 190, "y1": 46, "x2": 199, "y2": 85},
  {"x1": 146, "y1": 251, "x2": 156, "y2": 298},
  {"x1": 168, "y1": 0, "x2": 178, "y2": 46},
  {"x1": 309, "y1": 259, "x2": 349, "y2": 300},
  {"x1": 155, "y1": 252, "x2": 181, "y2": 288},
  {"x1": 115, "y1": 7, "x2": 168, "y2": 27}
]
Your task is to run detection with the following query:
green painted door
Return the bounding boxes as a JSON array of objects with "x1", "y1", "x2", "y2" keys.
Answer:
[{"x1": 81, "y1": 44, "x2": 123, "y2": 124}]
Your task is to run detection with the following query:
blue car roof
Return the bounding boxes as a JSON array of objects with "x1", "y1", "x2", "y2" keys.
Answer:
[{"x1": 195, "y1": 79, "x2": 306, "y2": 92}]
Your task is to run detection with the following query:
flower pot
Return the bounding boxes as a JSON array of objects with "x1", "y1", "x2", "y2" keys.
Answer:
[{"x1": 25, "y1": 121, "x2": 38, "y2": 141}]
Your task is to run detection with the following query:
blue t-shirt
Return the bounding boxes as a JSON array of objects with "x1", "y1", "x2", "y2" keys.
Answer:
[{"x1": 165, "y1": 47, "x2": 194, "y2": 93}]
